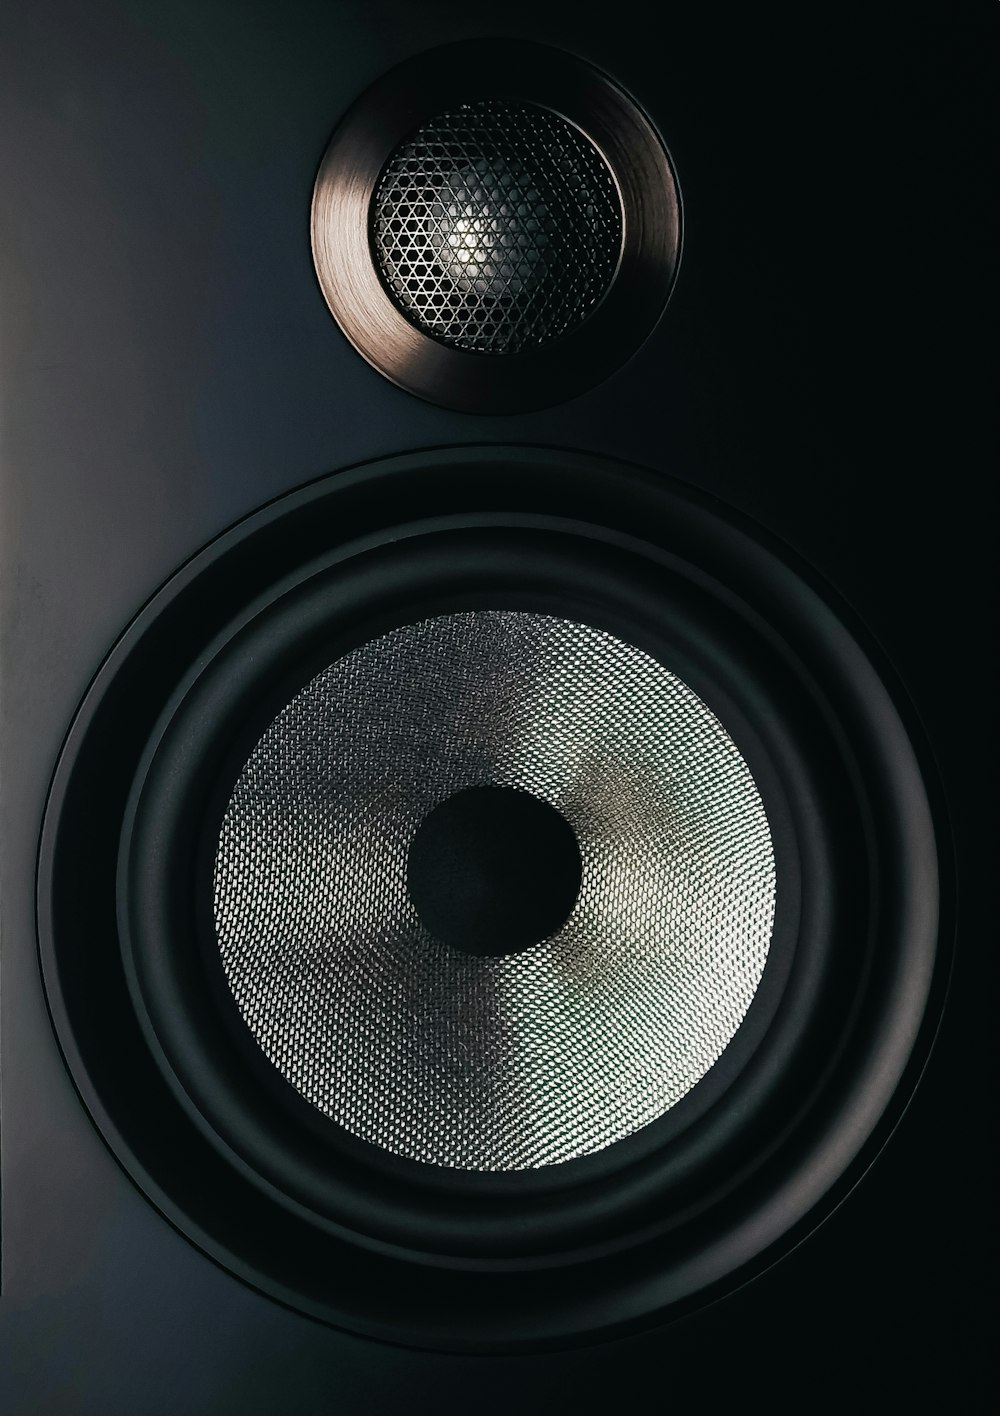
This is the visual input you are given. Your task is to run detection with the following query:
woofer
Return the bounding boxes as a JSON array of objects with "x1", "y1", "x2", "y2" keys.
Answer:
[{"x1": 38, "y1": 448, "x2": 942, "y2": 1351}]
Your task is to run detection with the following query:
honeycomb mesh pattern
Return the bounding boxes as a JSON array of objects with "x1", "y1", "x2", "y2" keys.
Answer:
[
  {"x1": 214, "y1": 613, "x2": 777, "y2": 1171},
  {"x1": 371, "y1": 102, "x2": 623, "y2": 353}
]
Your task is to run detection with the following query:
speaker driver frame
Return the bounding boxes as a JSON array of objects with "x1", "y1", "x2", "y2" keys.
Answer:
[
  {"x1": 310, "y1": 41, "x2": 682, "y2": 412},
  {"x1": 37, "y1": 449, "x2": 945, "y2": 1352}
]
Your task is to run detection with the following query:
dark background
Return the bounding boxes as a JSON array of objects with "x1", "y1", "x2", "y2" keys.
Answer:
[{"x1": 1, "y1": 1, "x2": 995, "y2": 1410}]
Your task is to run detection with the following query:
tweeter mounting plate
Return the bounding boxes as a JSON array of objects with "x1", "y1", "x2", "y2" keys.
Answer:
[{"x1": 310, "y1": 42, "x2": 682, "y2": 412}]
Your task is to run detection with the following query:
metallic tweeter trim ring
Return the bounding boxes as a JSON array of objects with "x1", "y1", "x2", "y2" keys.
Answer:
[{"x1": 310, "y1": 41, "x2": 682, "y2": 413}]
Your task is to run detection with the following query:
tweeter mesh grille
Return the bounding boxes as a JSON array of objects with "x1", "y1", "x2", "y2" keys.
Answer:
[
  {"x1": 311, "y1": 43, "x2": 681, "y2": 409},
  {"x1": 213, "y1": 612, "x2": 776, "y2": 1171},
  {"x1": 371, "y1": 101, "x2": 623, "y2": 353}
]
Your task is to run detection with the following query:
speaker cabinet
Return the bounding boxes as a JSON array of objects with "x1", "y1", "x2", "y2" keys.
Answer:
[{"x1": 0, "y1": 2, "x2": 994, "y2": 1411}]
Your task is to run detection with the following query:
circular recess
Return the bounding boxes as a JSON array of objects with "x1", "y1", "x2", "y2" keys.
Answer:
[
  {"x1": 38, "y1": 449, "x2": 944, "y2": 1351},
  {"x1": 311, "y1": 43, "x2": 681, "y2": 411},
  {"x1": 213, "y1": 611, "x2": 776, "y2": 1171},
  {"x1": 406, "y1": 785, "x2": 584, "y2": 958}
]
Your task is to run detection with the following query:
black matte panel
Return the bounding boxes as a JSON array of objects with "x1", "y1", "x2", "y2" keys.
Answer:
[{"x1": 0, "y1": 1, "x2": 994, "y2": 1411}]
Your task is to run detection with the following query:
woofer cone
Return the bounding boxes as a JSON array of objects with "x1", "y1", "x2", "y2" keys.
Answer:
[
  {"x1": 38, "y1": 449, "x2": 944, "y2": 1350},
  {"x1": 213, "y1": 608, "x2": 779, "y2": 1173}
]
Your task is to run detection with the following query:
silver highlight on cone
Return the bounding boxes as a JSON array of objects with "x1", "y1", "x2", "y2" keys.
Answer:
[{"x1": 214, "y1": 612, "x2": 777, "y2": 1170}]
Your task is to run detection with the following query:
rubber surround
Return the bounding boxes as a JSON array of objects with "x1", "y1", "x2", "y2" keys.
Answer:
[{"x1": 37, "y1": 449, "x2": 943, "y2": 1351}]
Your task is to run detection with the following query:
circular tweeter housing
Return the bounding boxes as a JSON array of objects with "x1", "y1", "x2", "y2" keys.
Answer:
[
  {"x1": 38, "y1": 450, "x2": 945, "y2": 1351},
  {"x1": 310, "y1": 43, "x2": 681, "y2": 411}
]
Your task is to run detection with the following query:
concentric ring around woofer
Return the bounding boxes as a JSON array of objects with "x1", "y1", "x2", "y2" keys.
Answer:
[{"x1": 38, "y1": 449, "x2": 944, "y2": 1351}]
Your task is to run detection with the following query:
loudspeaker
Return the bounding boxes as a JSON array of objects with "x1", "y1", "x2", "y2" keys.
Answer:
[{"x1": 1, "y1": 2, "x2": 994, "y2": 1410}]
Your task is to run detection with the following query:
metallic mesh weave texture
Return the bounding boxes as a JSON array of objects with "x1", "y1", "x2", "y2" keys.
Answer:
[
  {"x1": 371, "y1": 101, "x2": 622, "y2": 353},
  {"x1": 214, "y1": 613, "x2": 776, "y2": 1171}
]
